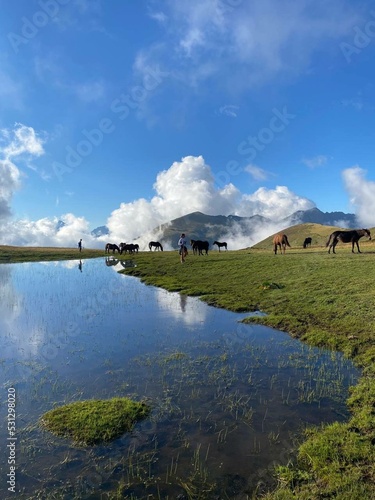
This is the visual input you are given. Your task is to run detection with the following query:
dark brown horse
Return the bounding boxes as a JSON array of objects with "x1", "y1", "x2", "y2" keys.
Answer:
[
  {"x1": 149, "y1": 241, "x2": 163, "y2": 251},
  {"x1": 119, "y1": 243, "x2": 138, "y2": 254},
  {"x1": 303, "y1": 237, "x2": 312, "y2": 248},
  {"x1": 273, "y1": 233, "x2": 291, "y2": 254},
  {"x1": 105, "y1": 243, "x2": 120, "y2": 253},
  {"x1": 326, "y1": 228, "x2": 371, "y2": 254},
  {"x1": 190, "y1": 239, "x2": 209, "y2": 255},
  {"x1": 213, "y1": 241, "x2": 227, "y2": 251}
]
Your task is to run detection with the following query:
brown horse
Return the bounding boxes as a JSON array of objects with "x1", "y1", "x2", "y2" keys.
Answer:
[
  {"x1": 326, "y1": 228, "x2": 371, "y2": 254},
  {"x1": 273, "y1": 233, "x2": 291, "y2": 254}
]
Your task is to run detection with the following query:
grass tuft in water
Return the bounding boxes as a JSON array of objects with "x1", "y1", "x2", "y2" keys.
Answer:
[{"x1": 40, "y1": 397, "x2": 151, "y2": 446}]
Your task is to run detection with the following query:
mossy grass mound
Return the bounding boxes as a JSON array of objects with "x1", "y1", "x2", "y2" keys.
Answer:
[{"x1": 41, "y1": 398, "x2": 151, "y2": 445}]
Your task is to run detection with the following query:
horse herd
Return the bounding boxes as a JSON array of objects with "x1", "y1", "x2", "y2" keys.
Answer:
[
  {"x1": 273, "y1": 228, "x2": 372, "y2": 254},
  {"x1": 105, "y1": 240, "x2": 228, "y2": 254},
  {"x1": 105, "y1": 228, "x2": 372, "y2": 256},
  {"x1": 105, "y1": 242, "x2": 139, "y2": 254}
]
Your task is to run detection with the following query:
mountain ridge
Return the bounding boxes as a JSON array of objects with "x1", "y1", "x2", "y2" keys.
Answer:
[{"x1": 91, "y1": 208, "x2": 358, "y2": 249}]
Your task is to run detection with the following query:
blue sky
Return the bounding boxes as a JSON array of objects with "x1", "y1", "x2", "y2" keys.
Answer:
[{"x1": 1, "y1": 0, "x2": 375, "y2": 248}]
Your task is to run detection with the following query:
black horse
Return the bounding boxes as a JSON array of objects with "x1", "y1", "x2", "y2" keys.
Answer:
[
  {"x1": 149, "y1": 241, "x2": 163, "y2": 251},
  {"x1": 326, "y1": 229, "x2": 371, "y2": 254},
  {"x1": 303, "y1": 237, "x2": 312, "y2": 249},
  {"x1": 120, "y1": 243, "x2": 138, "y2": 254},
  {"x1": 190, "y1": 239, "x2": 209, "y2": 255},
  {"x1": 105, "y1": 243, "x2": 120, "y2": 253},
  {"x1": 213, "y1": 241, "x2": 227, "y2": 251}
]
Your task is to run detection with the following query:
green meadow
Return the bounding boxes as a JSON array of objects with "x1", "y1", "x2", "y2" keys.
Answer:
[{"x1": 1, "y1": 224, "x2": 375, "y2": 499}]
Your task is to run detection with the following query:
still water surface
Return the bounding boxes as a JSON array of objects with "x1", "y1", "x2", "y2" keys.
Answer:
[{"x1": 0, "y1": 258, "x2": 360, "y2": 498}]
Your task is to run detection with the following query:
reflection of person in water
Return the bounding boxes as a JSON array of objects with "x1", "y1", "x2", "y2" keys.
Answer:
[
  {"x1": 78, "y1": 260, "x2": 83, "y2": 272},
  {"x1": 179, "y1": 294, "x2": 187, "y2": 313}
]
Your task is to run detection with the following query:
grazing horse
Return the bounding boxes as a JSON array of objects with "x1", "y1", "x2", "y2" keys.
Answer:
[
  {"x1": 149, "y1": 241, "x2": 163, "y2": 251},
  {"x1": 303, "y1": 237, "x2": 312, "y2": 249},
  {"x1": 120, "y1": 243, "x2": 138, "y2": 254},
  {"x1": 213, "y1": 241, "x2": 228, "y2": 251},
  {"x1": 273, "y1": 233, "x2": 291, "y2": 255},
  {"x1": 105, "y1": 243, "x2": 120, "y2": 254},
  {"x1": 326, "y1": 228, "x2": 371, "y2": 254},
  {"x1": 190, "y1": 239, "x2": 209, "y2": 255}
]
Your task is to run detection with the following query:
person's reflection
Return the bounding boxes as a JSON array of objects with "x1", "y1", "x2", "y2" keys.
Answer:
[
  {"x1": 78, "y1": 260, "x2": 83, "y2": 272},
  {"x1": 179, "y1": 294, "x2": 187, "y2": 313}
]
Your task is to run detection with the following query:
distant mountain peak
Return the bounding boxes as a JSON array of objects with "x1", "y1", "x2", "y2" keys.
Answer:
[
  {"x1": 286, "y1": 207, "x2": 356, "y2": 227},
  {"x1": 91, "y1": 225, "x2": 109, "y2": 238}
]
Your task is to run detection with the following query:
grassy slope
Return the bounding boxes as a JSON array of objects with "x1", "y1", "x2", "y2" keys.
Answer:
[
  {"x1": 1, "y1": 225, "x2": 374, "y2": 498},
  {"x1": 252, "y1": 222, "x2": 350, "y2": 249}
]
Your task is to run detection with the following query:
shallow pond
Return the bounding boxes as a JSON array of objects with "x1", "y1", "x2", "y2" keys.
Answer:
[{"x1": 0, "y1": 258, "x2": 360, "y2": 499}]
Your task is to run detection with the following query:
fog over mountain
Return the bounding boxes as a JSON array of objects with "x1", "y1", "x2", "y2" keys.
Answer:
[
  {"x1": 88, "y1": 207, "x2": 357, "y2": 251},
  {"x1": 107, "y1": 207, "x2": 357, "y2": 251}
]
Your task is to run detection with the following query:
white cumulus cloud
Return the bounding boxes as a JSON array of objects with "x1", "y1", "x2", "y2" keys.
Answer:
[
  {"x1": 105, "y1": 155, "x2": 315, "y2": 250},
  {"x1": 0, "y1": 213, "x2": 97, "y2": 248},
  {"x1": 236, "y1": 185, "x2": 315, "y2": 219},
  {"x1": 0, "y1": 123, "x2": 45, "y2": 221},
  {"x1": 342, "y1": 166, "x2": 375, "y2": 227},
  {"x1": 0, "y1": 160, "x2": 21, "y2": 219},
  {"x1": 2, "y1": 123, "x2": 45, "y2": 159},
  {"x1": 0, "y1": 146, "x2": 316, "y2": 250}
]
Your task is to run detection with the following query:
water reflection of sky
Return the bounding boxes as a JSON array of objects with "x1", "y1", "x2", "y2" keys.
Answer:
[
  {"x1": 0, "y1": 257, "x2": 359, "y2": 383},
  {"x1": 0, "y1": 258, "x2": 234, "y2": 375},
  {"x1": 0, "y1": 258, "x2": 361, "y2": 499}
]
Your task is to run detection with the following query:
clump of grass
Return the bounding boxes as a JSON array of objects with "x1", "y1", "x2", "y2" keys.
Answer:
[
  {"x1": 41, "y1": 398, "x2": 151, "y2": 445},
  {"x1": 270, "y1": 421, "x2": 375, "y2": 499}
]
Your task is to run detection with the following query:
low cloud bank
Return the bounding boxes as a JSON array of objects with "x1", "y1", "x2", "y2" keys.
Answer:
[
  {"x1": 5, "y1": 155, "x2": 374, "y2": 251},
  {"x1": 0, "y1": 214, "x2": 97, "y2": 248}
]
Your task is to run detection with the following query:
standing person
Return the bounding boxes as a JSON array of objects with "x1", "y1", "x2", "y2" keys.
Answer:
[
  {"x1": 78, "y1": 239, "x2": 82, "y2": 252},
  {"x1": 178, "y1": 233, "x2": 188, "y2": 263}
]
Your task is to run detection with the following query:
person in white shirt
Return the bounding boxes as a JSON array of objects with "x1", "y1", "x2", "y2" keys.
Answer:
[{"x1": 178, "y1": 233, "x2": 188, "y2": 263}]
